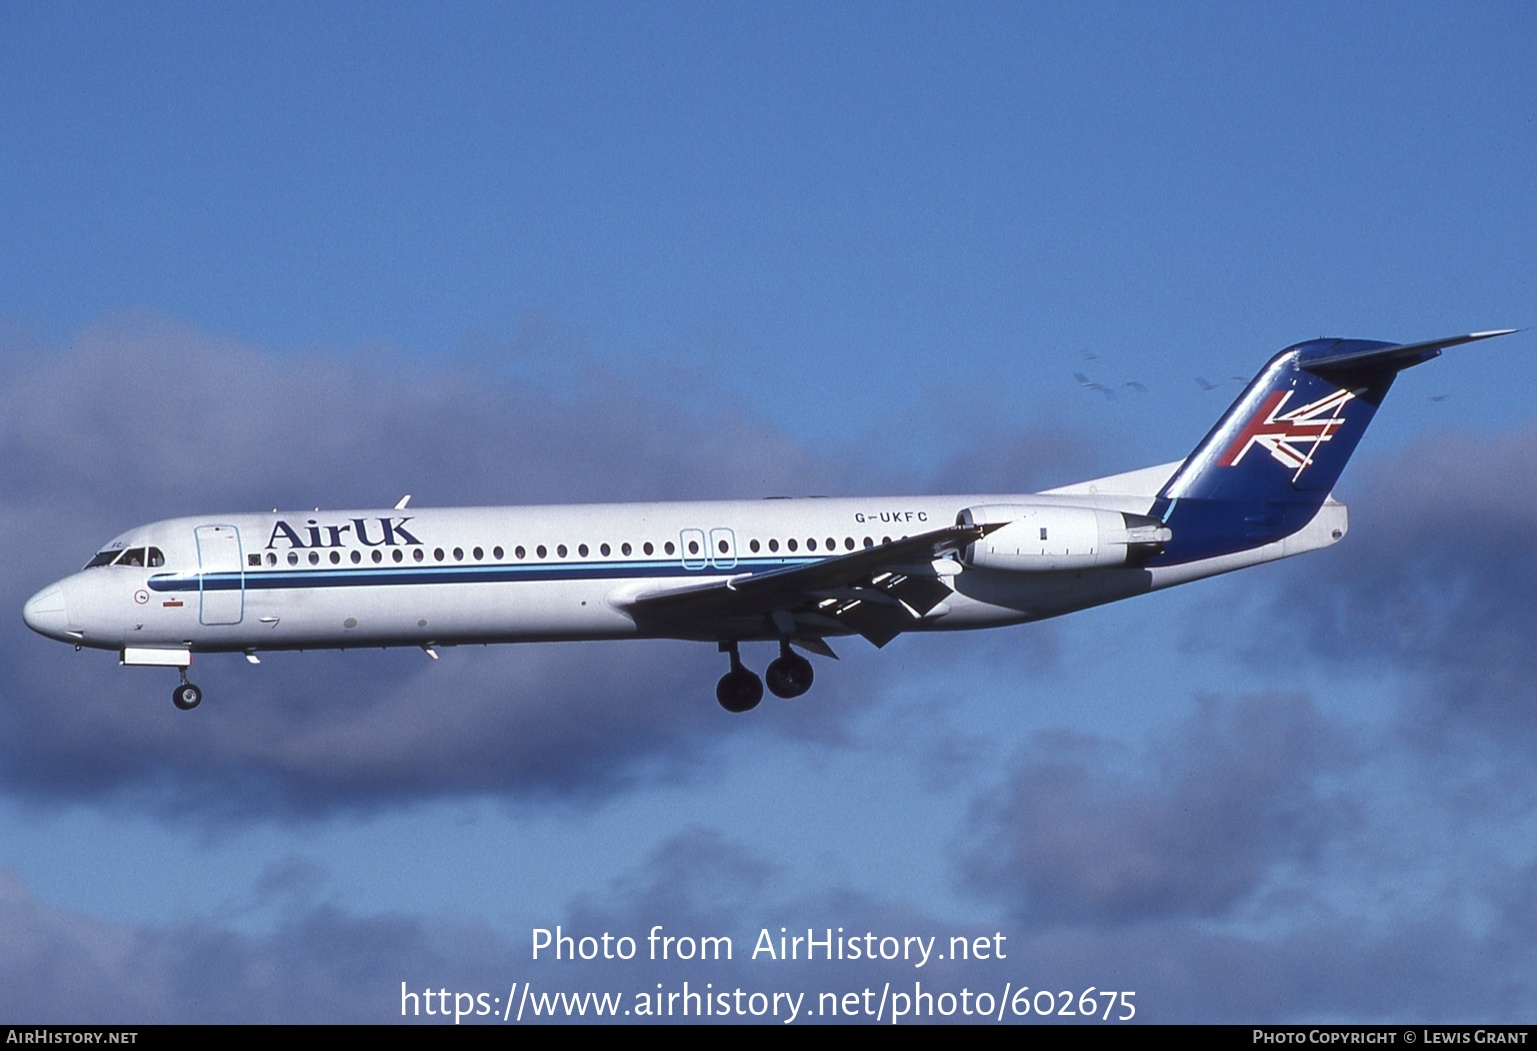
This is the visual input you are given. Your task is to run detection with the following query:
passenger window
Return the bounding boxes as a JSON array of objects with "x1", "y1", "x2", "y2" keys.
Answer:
[
  {"x1": 621, "y1": 543, "x2": 632, "y2": 556},
  {"x1": 372, "y1": 550, "x2": 383, "y2": 564},
  {"x1": 493, "y1": 546, "x2": 503, "y2": 560},
  {"x1": 787, "y1": 539, "x2": 798, "y2": 552},
  {"x1": 537, "y1": 545, "x2": 547, "y2": 558},
  {"x1": 643, "y1": 542, "x2": 654, "y2": 556},
  {"x1": 578, "y1": 544, "x2": 589, "y2": 557},
  {"x1": 331, "y1": 551, "x2": 342, "y2": 565},
  {"x1": 453, "y1": 548, "x2": 464, "y2": 561},
  {"x1": 393, "y1": 549, "x2": 404, "y2": 563},
  {"x1": 601, "y1": 543, "x2": 611, "y2": 557},
  {"x1": 267, "y1": 552, "x2": 278, "y2": 566},
  {"x1": 750, "y1": 539, "x2": 760, "y2": 553},
  {"x1": 768, "y1": 538, "x2": 779, "y2": 552},
  {"x1": 557, "y1": 545, "x2": 568, "y2": 558},
  {"x1": 473, "y1": 547, "x2": 483, "y2": 561},
  {"x1": 414, "y1": 549, "x2": 424, "y2": 562},
  {"x1": 515, "y1": 546, "x2": 526, "y2": 559},
  {"x1": 664, "y1": 541, "x2": 675, "y2": 555},
  {"x1": 288, "y1": 552, "x2": 299, "y2": 566},
  {"x1": 352, "y1": 551, "x2": 362, "y2": 564}
]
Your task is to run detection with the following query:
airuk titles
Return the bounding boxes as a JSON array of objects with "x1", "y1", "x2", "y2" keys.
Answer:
[{"x1": 265, "y1": 516, "x2": 423, "y2": 551}]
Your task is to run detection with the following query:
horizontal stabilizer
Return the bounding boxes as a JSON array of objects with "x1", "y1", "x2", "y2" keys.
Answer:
[{"x1": 1300, "y1": 329, "x2": 1517, "y2": 377}]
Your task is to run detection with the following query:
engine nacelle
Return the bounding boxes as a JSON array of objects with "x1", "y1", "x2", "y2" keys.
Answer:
[{"x1": 957, "y1": 504, "x2": 1170, "y2": 572}]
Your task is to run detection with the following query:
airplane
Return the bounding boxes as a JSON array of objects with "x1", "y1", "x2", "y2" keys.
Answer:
[{"x1": 22, "y1": 330, "x2": 1516, "y2": 714}]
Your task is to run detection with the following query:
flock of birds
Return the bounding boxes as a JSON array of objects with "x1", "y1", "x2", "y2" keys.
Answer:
[{"x1": 1070, "y1": 353, "x2": 1448, "y2": 402}]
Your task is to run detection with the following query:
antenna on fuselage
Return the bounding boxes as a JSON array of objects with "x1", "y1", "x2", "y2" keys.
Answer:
[{"x1": 396, "y1": 494, "x2": 411, "y2": 509}]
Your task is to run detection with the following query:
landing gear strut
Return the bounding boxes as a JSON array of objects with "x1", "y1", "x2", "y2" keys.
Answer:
[
  {"x1": 765, "y1": 641, "x2": 814, "y2": 699},
  {"x1": 171, "y1": 669, "x2": 202, "y2": 711},
  {"x1": 715, "y1": 642, "x2": 763, "y2": 713}
]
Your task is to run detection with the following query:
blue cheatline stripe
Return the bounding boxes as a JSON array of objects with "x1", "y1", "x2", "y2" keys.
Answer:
[{"x1": 148, "y1": 556, "x2": 822, "y2": 593}]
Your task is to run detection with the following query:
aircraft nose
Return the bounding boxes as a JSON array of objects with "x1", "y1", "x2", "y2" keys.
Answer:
[{"x1": 22, "y1": 584, "x2": 72, "y2": 640}]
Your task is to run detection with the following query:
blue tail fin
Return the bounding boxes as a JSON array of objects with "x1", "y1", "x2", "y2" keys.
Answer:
[{"x1": 1151, "y1": 330, "x2": 1515, "y2": 563}]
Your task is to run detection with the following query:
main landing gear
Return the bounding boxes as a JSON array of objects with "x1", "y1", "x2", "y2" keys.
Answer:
[
  {"x1": 715, "y1": 641, "x2": 816, "y2": 713},
  {"x1": 766, "y1": 641, "x2": 814, "y2": 699},
  {"x1": 171, "y1": 669, "x2": 202, "y2": 711},
  {"x1": 716, "y1": 642, "x2": 763, "y2": 713}
]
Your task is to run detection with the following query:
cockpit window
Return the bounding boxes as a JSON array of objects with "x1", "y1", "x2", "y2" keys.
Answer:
[{"x1": 83, "y1": 547, "x2": 166, "y2": 570}]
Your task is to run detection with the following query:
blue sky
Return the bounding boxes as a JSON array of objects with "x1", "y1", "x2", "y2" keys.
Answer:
[{"x1": 2, "y1": 2, "x2": 1535, "y2": 1023}]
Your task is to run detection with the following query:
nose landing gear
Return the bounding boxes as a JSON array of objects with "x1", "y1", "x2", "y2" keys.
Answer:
[{"x1": 172, "y1": 670, "x2": 202, "y2": 711}]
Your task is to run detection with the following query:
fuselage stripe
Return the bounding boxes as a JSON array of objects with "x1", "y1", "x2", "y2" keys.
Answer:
[{"x1": 148, "y1": 557, "x2": 823, "y2": 592}]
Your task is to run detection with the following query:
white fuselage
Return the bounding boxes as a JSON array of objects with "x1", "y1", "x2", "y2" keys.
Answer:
[
  {"x1": 24, "y1": 329, "x2": 1505, "y2": 713},
  {"x1": 22, "y1": 487, "x2": 1347, "y2": 658}
]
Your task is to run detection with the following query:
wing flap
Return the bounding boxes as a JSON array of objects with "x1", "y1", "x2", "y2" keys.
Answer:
[{"x1": 626, "y1": 523, "x2": 988, "y2": 645}]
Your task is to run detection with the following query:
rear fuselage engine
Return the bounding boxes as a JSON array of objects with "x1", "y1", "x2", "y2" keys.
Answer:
[{"x1": 957, "y1": 504, "x2": 1170, "y2": 571}]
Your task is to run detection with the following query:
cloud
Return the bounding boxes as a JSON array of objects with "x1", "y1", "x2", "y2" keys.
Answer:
[
  {"x1": 0, "y1": 315, "x2": 1097, "y2": 818},
  {"x1": 1247, "y1": 426, "x2": 1537, "y2": 753},
  {"x1": 4, "y1": 817, "x2": 1534, "y2": 1023},
  {"x1": 962, "y1": 693, "x2": 1355, "y2": 925},
  {"x1": 1, "y1": 312, "x2": 841, "y2": 518},
  {"x1": 0, "y1": 316, "x2": 865, "y2": 816},
  {"x1": 0, "y1": 866, "x2": 514, "y2": 1023}
]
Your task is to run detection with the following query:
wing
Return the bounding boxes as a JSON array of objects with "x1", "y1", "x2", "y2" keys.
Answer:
[{"x1": 625, "y1": 523, "x2": 992, "y2": 648}]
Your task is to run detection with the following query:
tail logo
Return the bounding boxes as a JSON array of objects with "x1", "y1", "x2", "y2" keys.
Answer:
[{"x1": 1219, "y1": 388, "x2": 1354, "y2": 480}]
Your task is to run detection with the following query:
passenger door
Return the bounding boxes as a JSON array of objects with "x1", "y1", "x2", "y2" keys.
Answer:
[{"x1": 195, "y1": 524, "x2": 245, "y2": 625}]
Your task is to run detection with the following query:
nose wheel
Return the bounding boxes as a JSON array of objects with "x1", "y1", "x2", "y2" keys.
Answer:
[{"x1": 172, "y1": 672, "x2": 202, "y2": 711}]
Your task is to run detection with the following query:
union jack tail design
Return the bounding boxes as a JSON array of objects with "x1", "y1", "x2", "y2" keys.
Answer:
[
  {"x1": 1217, "y1": 387, "x2": 1354, "y2": 482},
  {"x1": 1149, "y1": 330, "x2": 1515, "y2": 565}
]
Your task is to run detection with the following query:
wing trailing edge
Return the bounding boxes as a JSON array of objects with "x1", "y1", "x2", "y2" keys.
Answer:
[{"x1": 626, "y1": 523, "x2": 992, "y2": 647}]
